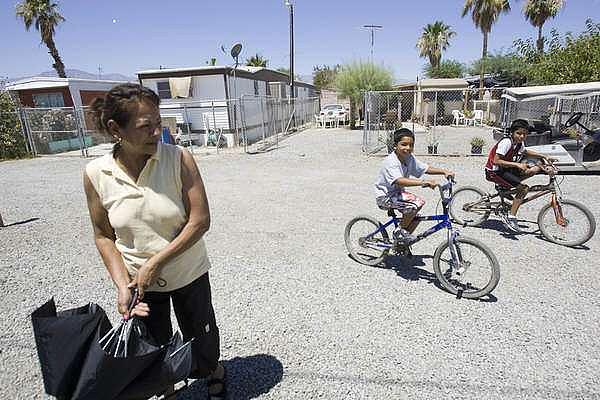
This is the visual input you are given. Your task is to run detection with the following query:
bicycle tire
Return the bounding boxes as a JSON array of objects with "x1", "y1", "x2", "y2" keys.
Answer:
[
  {"x1": 344, "y1": 216, "x2": 390, "y2": 266},
  {"x1": 433, "y1": 236, "x2": 500, "y2": 299},
  {"x1": 449, "y1": 186, "x2": 491, "y2": 226},
  {"x1": 537, "y1": 199, "x2": 596, "y2": 247}
]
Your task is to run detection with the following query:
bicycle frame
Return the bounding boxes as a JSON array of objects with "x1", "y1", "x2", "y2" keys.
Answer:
[
  {"x1": 488, "y1": 179, "x2": 556, "y2": 207},
  {"x1": 465, "y1": 176, "x2": 567, "y2": 226},
  {"x1": 366, "y1": 180, "x2": 460, "y2": 251}
]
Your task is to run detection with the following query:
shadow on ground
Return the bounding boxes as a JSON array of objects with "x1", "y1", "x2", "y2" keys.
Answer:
[
  {"x1": 378, "y1": 254, "x2": 498, "y2": 303},
  {"x1": 177, "y1": 354, "x2": 283, "y2": 400},
  {"x1": 0, "y1": 217, "x2": 40, "y2": 228}
]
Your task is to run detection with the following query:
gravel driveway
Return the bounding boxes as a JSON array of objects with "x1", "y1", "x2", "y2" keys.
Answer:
[{"x1": 1, "y1": 128, "x2": 599, "y2": 399}]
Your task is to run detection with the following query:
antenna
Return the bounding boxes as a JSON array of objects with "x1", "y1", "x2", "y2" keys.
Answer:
[
  {"x1": 362, "y1": 25, "x2": 383, "y2": 61},
  {"x1": 230, "y1": 43, "x2": 243, "y2": 67}
]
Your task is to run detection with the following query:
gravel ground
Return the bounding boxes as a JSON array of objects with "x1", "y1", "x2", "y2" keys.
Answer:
[{"x1": 1, "y1": 127, "x2": 599, "y2": 400}]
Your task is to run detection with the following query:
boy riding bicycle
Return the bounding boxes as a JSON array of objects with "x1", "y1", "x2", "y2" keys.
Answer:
[
  {"x1": 485, "y1": 119, "x2": 557, "y2": 232},
  {"x1": 374, "y1": 128, "x2": 454, "y2": 244}
]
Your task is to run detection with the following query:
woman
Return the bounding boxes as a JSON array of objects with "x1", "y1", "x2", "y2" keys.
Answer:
[{"x1": 83, "y1": 83, "x2": 225, "y2": 399}]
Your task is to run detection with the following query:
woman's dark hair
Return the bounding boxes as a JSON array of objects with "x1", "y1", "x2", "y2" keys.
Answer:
[
  {"x1": 509, "y1": 119, "x2": 531, "y2": 133},
  {"x1": 90, "y1": 83, "x2": 160, "y2": 154},
  {"x1": 392, "y1": 128, "x2": 415, "y2": 146}
]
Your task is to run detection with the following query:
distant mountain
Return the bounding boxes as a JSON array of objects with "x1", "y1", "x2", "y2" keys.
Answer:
[{"x1": 8, "y1": 69, "x2": 135, "y2": 83}]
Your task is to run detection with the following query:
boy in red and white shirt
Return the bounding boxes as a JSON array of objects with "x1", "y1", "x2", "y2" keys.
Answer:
[{"x1": 485, "y1": 119, "x2": 556, "y2": 232}]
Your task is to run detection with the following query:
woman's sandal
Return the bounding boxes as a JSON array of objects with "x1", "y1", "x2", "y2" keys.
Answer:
[{"x1": 207, "y1": 365, "x2": 226, "y2": 400}]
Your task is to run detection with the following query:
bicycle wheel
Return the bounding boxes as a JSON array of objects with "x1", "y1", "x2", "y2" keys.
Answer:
[
  {"x1": 537, "y1": 199, "x2": 596, "y2": 247},
  {"x1": 433, "y1": 236, "x2": 500, "y2": 299},
  {"x1": 344, "y1": 216, "x2": 390, "y2": 266},
  {"x1": 449, "y1": 186, "x2": 491, "y2": 226}
]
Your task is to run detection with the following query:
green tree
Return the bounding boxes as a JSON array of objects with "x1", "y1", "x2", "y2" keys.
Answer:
[
  {"x1": 312, "y1": 64, "x2": 341, "y2": 90},
  {"x1": 245, "y1": 53, "x2": 268, "y2": 67},
  {"x1": 515, "y1": 19, "x2": 600, "y2": 84},
  {"x1": 416, "y1": 21, "x2": 456, "y2": 69},
  {"x1": 462, "y1": 0, "x2": 511, "y2": 93},
  {"x1": 335, "y1": 61, "x2": 394, "y2": 129},
  {"x1": 206, "y1": 57, "x2": 217, "y2": 66},
  {"x1": 16, "y1": 0, "x2": 66, "y2": 78},
  {"x1": 424, "y1": 59, "x2": 466, "y2": 78},
  {"x1": 0, "y1": 92, "x2": 28, "y2": 160},
  {"x1": 523, "y1": 0, "x2": 564, "y2": 53},
  {"x1": 469, "y1": 52, "x2": 527, "y2": 86}
]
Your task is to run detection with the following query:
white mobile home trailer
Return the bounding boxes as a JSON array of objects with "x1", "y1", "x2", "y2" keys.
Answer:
[{"x1": 137, "y1": 66, "x2": 317, "y2": 147}]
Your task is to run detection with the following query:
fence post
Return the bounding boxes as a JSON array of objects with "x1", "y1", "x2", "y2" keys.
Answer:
[
  {"x1": 17, "y1": 107, "x2": 34, "y2": 155},
  {"x1": 239, "y1": 95, "x2": 248, "y2": 153},
  {"x1": 182, "y1": 103, "x2": 194, "y2": 155},
  {"x1": 21, "y1": 108, "x2": 38, "y2": 156},
  {"x1": 74, "y1": 107, "x2": 88, "y2": 158},
  {"x1": 259, "y1": 96, "x2": 266, "y2": 143}
]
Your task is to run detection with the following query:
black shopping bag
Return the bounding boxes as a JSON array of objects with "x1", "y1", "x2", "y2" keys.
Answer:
[{"x1": 31, "y1": 298, "x2": 109, "y2": 399}]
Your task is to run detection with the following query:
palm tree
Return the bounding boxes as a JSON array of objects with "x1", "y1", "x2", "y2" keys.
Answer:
[
  {"x1": 245, "y1": 54, "x2": 268, "y2": 67},
  {"x1": 462, "y1": 0, "x2": 511, "y2": 93},
  {"x1": 16, "y1": 0, "x2": 66, "y2": 78},
  {"x1": 523, "y1": 0, "x2": 564, "y2": 53},
  {"x1": 416, "y1": 21, "x2": 456, "y2": 70}
]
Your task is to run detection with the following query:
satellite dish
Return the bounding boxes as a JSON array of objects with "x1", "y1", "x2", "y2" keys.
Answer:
[{"x1": 230, "y1": 43, "x2": 242, "y2": 59}]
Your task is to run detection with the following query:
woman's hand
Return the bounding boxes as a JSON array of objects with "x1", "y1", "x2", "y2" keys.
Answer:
[
  {"x1": 117, "y1": 287, "x2": 150, "y2": 319},
  {"x1": 117, "y1": 286, "x2": 133, "y2": 317},
  {"x1": 128, "y1": 258, "x2": 162, "y2": 299}
]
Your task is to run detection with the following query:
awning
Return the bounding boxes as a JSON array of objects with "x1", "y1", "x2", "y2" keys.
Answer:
[
  {"x1": 502, "y1": 82, "x2": 600, "y2": 101},
  {"x1": 6, "y1": 80, "x2": 68, "y2": 91},
  {"x1": 168, "y1": 77, "x2": 192, "y2": 98}
]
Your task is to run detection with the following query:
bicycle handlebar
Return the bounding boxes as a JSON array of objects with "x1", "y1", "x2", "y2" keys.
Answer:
[{"x1": 438, "y1": 176, "x2": 454, "y2": 198}]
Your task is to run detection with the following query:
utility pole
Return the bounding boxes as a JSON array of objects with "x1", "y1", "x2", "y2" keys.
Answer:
[
  {"x1": 362, "y1": 25, "x2": 383, "y2": 61},
  {"x1": 285, "y1": 0, "x2": 294, "y2": 99}
]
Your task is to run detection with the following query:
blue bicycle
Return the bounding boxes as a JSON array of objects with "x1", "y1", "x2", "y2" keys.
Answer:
[{"x1": 344, "y1": 178, "x2": 500, "y2": 299}]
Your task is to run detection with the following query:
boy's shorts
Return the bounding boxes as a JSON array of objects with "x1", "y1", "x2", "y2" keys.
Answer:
[
  {"x1": 485, "y1": 168, "x2": 524, "y2": 189},
  {"x1": 376, "y1": 191, "x2": 426, "y2": 214}
]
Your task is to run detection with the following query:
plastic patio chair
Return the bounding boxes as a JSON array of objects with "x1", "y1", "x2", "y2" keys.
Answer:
[
  {"x1": 314, "y1": 114, "x2": 324, "y2": 128},
  {"x1": 452, "y1": 110, "x2": 465, "y2": 126},
  {"x1": 473, "y1": 110, "x2": 484, "y2": 126}
]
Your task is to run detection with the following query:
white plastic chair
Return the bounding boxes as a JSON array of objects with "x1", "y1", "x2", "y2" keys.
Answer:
[
  {"x1": 315, "y1": 114, "x2": 324, "y2": 128},
  {"x1": 452, "y1": 110, "x2": 465, "y2": 126},
  {"x1": 473, "y1": 110, "x2": 484, "y2": 126},
  {"x1": 324, "y1": 114, "x2": 338, "y2": 128}
]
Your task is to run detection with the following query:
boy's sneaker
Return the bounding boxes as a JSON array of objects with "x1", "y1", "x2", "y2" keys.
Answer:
[
  {"x1": 393, "y1": 228, "x2": 417, "y2": 244},
  {"x1": 503, "y1": 215, "x2": 523, "y2": 233}
]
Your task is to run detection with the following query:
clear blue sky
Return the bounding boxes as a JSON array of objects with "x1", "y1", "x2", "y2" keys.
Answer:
[{"x1": 1, "y1": 0, "x2": 599, "y2": 81}]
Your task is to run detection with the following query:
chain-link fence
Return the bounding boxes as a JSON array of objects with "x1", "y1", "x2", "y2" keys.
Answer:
[
  {"x1": 363, "y1": 88, "x2": 505, "y2": 156},
  {"x1": 8, "y1": 95, "x2": 320, "y2": 157},
  {"x1": 501, "y1": 91, "x2": 600, "y2": 133},
  {"x1": 239, "y1": 95, "x2": 319, "y2": 152}
]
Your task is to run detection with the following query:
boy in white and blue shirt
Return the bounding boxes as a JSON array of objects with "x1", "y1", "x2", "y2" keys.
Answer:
[{"x1": 375, "y1": 129, "x2": 454, "y2": 243}]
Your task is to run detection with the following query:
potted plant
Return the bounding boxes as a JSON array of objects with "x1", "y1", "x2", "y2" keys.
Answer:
[
  {"x1": 470, "y1": 136, "x2": 485, "y2": 154},
  {"x1": 427, "y1": 142, "x2": 439, "y2": 155},
  {"x1": 426, "y1": 129, "x2": 440, "y2": 155}
]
